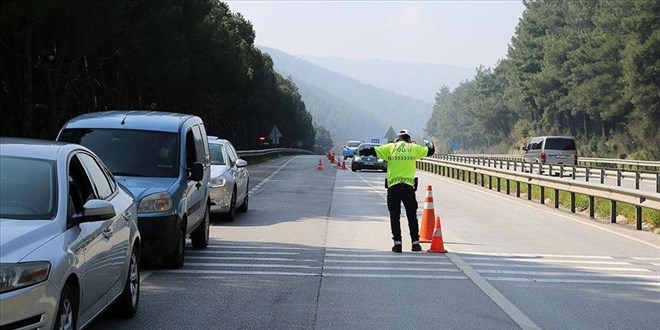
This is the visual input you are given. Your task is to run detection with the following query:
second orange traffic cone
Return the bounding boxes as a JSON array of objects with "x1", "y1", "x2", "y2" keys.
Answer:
[
  {"x1": 317, "y1": 159, "x2": 323, "y2": 171},
  {"x1": 419, "y1": 185, "x2": 436, "y2": 243},
  {"x1": 427, "y1": 216, "x2": 447, "y2": 253}
]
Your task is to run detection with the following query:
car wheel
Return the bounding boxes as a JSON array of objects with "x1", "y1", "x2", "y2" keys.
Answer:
[
  {"x1": 191, "y1": 205, "x2": 210, "y2": 248},
  {"x1": 237, "y1": 192, "x2": 248, "y2": 212},
  {"x1": 224, "y1": 189, "x2": 236, "y2": 222},
  {"x1": 112, "y1": 245, "x2": 140, "y2": 318},
  {"x1": 163, "y1": 224, "x2": 185, "y2": 269},
  {"x1": 55, "y1": 284, "x2": 77, "y2": 330}
]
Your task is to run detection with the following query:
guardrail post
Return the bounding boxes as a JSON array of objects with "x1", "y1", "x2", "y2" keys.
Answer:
[
  {"x1": 497, "y1": 177, "x2": 501, "y2": 192},
  {"x1": 636, "y1": 205, "x2": 642, "y2": 230},
  {"x1": 487, "y1": 159, "x2": 491, "y2": 167},
  {"x1": 610, "y1": 200, "x2": 617, "y2": 223},
  {"x1": 616, "y1": 171, "x2": 622, "y2": 186},
  {"x1": 506, "y1": 160, "x2": 510, "y2": 170},
  {"x1": 527, "y1": 183, "x2": 532, "y2": 200},
  {"x1": 549, "y1": 164, "x2": 553, "y2": 176},
  {"x1": 571, "y1": 166, "x2": 576, "y2": 180},
  {"x1": 467, "y1": 171, "x2": 471, "y2": 183},
  {"x1": 570, "y1": 192, "x2": 576, "y2": 213},
  {"x1": 560, "y1": 165, "x2": 564, "y2": 178},
  {"x1": 585, "y1": 167, "x2": 590, "y2": 182},
  {"x1": 589, "y1": 196, "x2": 595, "y2": 218},
  {"x1": 657, "y1": 173, "x2": 659, "y2": 194},
  {"x1": 488, "y1": 176, "x2": 492, "y2": 189},
  {"x1": 540, "y1": 186, "x2": 545, "y2": 204},
  {"x1": 499, "y1": 160, "x2": 503, "y2": 169},
  {"x1": 554, "y1": 189, "x2": 559, "y2": 208},
  {"x1": 600, "y1": 169, "x2": 605, "y2": 184},
  {"x1": 481, "y1": 174, "x2": 485, "y2": 187},
  {"x1": 514, "y1": 161, "x2": 518, "y2": 172},
  {"x1": 506, "y1": 179, "x2": 510, "y2": 195},
  {"x1": 516, "y1": 181, "x2": 520, "y2": 197},
  {"x1": 635, "y1": 171, "x2": 640, "y2": 190}
]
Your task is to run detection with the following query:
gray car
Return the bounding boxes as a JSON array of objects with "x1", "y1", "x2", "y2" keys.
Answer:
[
  {"x1": 208, "y1": 137, "x2": 249, "y2": 221},
  {"x1": 0, "y1": 138, "x2": 140, "y2": 330}
]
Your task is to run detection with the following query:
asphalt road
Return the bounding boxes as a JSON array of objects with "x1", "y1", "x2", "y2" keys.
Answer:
[{"x1": 88, "y1": 155, "x2": 659, "y2": 330}]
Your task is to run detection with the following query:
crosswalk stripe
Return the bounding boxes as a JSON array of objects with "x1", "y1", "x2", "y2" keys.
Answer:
[
  {"x1": 468, "y1": 263, "x2": 651, "y2": 272},
  {"x1": 468, "y1": 259, "x2": 631, "y2": 265},
  {"x1": 325, "y1": 259, "x2": 454, "y2": 265},
  {"x1": 322, "y1": 273, "x2": 467, "y2": 279},
  {"x1": 187, "y1": 251, "x2": 299, "y2": 255},
  {"x1": 325, "y1": 253, "x2": 447, "y2": 259},
  {"x1": 485, "y1": 277, "x2": 660, "y2": 286},
  {"x1": 475, "y1": 269, "x2": 660, "y2": 279},
  {"x1": 459, "y1": 253, "x2": 614, "y2": 259},
  {"x1": 186, "y1": 256, "x2": 319, "y2": 262},
  {"x1": 204, "y1": 245, "x2": 317, "y2": 251},
  {"x1": 165, "y1": 270, "x2": 317, "y2": 276},
  {"x1": 185, "y1": 263, "x2": 321, "y2": 269},
  {"x1": 323, "y1": 266, "x2": 460, "y2": 272}
]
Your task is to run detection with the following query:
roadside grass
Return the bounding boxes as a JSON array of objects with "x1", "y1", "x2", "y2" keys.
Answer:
[{"x1": 465, "y1": 173, "x2": 660, "y2": 230}]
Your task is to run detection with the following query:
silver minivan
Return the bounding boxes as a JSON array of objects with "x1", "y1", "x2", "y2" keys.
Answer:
[{"x1": 522, "y1": 136, "x2": 578, "y2": 166}]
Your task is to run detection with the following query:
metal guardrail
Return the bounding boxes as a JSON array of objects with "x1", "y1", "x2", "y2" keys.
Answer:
[
  {"x1": 237, "y1": 148, "x2": 314, "y2": 160},
  {"x1": 452, "y1": 154, "x2": 660, "y2": 172},
  {"x1": 417, "y1": 157, "x2": 660, "y2": 231},
  {"x1": 435, "y1": 155, "x2": 660, "y2": 194}
]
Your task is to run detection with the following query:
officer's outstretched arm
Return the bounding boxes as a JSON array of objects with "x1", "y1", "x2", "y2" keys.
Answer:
[
  {"x1": 361, "y1": 146, "x2": 377, "y2": 157},
  {"x1": 423, "y1": 140, "x2": 435, "y2": 157}
]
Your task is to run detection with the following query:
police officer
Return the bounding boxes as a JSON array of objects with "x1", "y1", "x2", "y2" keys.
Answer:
[{"x1": 361, "y1": 129, "x2": 435, "y2": 253}]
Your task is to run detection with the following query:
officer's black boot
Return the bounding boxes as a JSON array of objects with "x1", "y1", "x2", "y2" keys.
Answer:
[{"x1": 392, "y1": 241, "x2": 402, "y2": 253}]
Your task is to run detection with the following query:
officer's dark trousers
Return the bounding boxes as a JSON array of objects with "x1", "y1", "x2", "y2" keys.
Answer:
[{"x1": 387, "y1": 183, "x2": 419, "y2": 242}]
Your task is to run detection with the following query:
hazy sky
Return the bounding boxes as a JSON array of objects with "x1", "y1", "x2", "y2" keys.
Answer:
[{"x1": 226, "y1": 1, "x2": 526, "y2": 68}]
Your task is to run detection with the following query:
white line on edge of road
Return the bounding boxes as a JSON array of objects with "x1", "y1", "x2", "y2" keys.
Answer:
[{"x1": 447, "y1": 252, "x2": 542, "y2": 330}]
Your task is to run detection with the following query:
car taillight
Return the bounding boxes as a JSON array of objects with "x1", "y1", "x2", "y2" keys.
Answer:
[{"x1": 540, "y1": 153, "x2": 546, "y2": 163}]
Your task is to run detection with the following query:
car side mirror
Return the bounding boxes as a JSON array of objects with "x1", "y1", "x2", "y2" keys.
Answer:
[
  {"x1": 189, "y1": 162, "x2": 204, "y2": 182},
  {"x1": 236, "y1": 159, "x2": 248, "y2": 168},
  {"x1": 521, "y1": 146, "x2": 528, "y2": 151},
  {"x1": 76, "y1": 200, "x2": 116, "y2": 224}
]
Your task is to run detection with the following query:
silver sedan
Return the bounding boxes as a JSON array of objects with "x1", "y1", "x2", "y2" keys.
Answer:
[
  {"x1": 0, "y1": 138, "x2": 140, "y2": 330},
  {"x1": 208, "y1": 137, "x2": 249, "y2": 221}
]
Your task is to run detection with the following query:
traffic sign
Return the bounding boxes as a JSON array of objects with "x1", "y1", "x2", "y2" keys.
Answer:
[
  {"x1": 269, "y1": 125, "x2": 282, "y2": 145},
  {"x1": 371, "y1": 138, "x2": 380, "y2": 143},
  {"x1": 384, "y1": 126, "x2": 397, "y2": 142}
]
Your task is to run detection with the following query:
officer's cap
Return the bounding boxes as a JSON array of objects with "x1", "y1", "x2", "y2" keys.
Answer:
[{"x1": 397, "y1": 129, "x2": 410, "y2": 137}]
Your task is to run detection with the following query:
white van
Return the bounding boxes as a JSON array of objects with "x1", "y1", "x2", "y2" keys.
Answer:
[{"x1": 522, "y1": 136, "x2": 577, "y2": 166}]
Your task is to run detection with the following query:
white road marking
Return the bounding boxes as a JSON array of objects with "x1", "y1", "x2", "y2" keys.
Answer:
[
  {"x1": 326, "y1": 253, "x2": 446, "y2": 259},
  {"x1": 469, "y1": 263, "x2": 652, "y2": 272},
  {"x1": 185, "y1": 262, "x2": 321, "y2": 269},
  {"x1": 486, "y1": 276, "x2": 660, "y2": 286},
  {"x1": 186, "y1": 256, "x2": 319, "y2": 262},
  {"x1": 324, "y1": 266, "x2": 460, "y2": 272},
  {"x1": 466, "y1": 258, "x2": 631, "y2": 265},
  {"x1": 460, "y1": 252, "x2": 614, "y2": 259},
  {"x1": 322, "y1": 273, "x2": 466, "y2": 279},
  {"x1": 203, "y1": 245, "x2": 316, "y2": 251},
  {"x1": 475, "y1": 269, "x2": 659, "y2": 279},
  {"x1": 325, "y1": 259, "x2": 454, "y2": 265},
  {"x1": 187, "y1": 250, "x2": 299, "y2": 255},
  {"x1": 165, "y1": 270, "x2": 318, "y2": 276},
  {"x1": 248, "y1": 157, "x2": 297, "y2": 195},
  {"x1": 632, "y1": 257, "x2": 660, "y2": 261},
  {"x1": 447, "y1": 252, "x2": 542, "y2": 330}
]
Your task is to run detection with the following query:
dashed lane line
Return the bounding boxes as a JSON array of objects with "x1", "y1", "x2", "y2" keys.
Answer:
[{"x1": 248, "y1": 157, "x2": 297, "y2": 195}]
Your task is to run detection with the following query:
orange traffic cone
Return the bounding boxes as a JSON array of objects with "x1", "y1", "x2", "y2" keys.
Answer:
[
  {"x1": 427, "y1": 217, "x2": 447, "y2": 253},
  {"x1": 317, "y1": 159, "x2": 323, "y2": 171},
  {"x1": 337, "y1": 156, "x2": 342, "y2": 167},
  {"x1": 341, "y1": 160, "x2": 347, "y2": 170},
  {"x1": 419, "y1": 185, "x2": 436, "y2": 243}
]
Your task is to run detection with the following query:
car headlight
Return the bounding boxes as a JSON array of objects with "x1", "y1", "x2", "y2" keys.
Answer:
[
  {"x1": 210, "y1": 177, "x2": 226, "y2": 188},
  {"x1": 0, "y1": 262, "x2": 51, "y2": 294},
  {"x1": 354, "y1": 156, "x2": 361, "y2": 161},
  {"x1": 138, "y1": 192, "x2": 171, "y2": 213},
  {"x1": 377, "y1": 159, "x2": 384, "y2": 162}
]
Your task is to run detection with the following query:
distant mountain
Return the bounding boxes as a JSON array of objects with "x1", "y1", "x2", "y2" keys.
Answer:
[
  {"x1": 299, "y1": 55, "x2": 476, "y2": 103},
  {"x1": 259, "y1": 46, "x2": 433, "y2": 145}
]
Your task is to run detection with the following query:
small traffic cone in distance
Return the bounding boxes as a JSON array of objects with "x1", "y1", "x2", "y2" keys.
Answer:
[
  {"x1": 419, "y1": 185, "x2": 435, "y2": 243},
  {"x1": 341, "y1": 160, "x2": 347, "y2": 170},
  {"x1": 337, "y1": 156, "x2": 342, "y2": 167},
  {"x1": 317, "y1": 159, "x2": 323, "y2": 171},
  {"x1": 427, "y1": 216, "x2": 447, "y2": 253}
]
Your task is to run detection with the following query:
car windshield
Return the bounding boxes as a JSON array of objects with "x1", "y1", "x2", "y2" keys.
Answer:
[
  {"x1": 0, "y1": 156, "x2": 57, "y2": 220},
  {"x1": 59, "y1": 128, "x2": 179, "y2": 177},
  {"x1": 545, "y1": 138, "x2": 575, "y2": 151},
  {"x1": 347, "y1": 141, "x2": 361, "y2": 148},
  {"x1": 209, "y1": 143, "x2": 226, "y2": 165}
]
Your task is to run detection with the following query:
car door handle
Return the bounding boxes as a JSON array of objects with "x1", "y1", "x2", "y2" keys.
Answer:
[
  {"x1": 102, "y1": 227, "x2": 114, "y2": 239},
  {"x1": 122, "y1": 210, "x2": 133, "y2": 221}
]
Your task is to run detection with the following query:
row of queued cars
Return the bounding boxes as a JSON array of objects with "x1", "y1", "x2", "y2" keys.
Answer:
[
  {"x1": 0, "y1": 111, "x2": 250, "y2": 330},
  {"x1": 342, "y1": 140, "x2": 387, "y2": 172}
]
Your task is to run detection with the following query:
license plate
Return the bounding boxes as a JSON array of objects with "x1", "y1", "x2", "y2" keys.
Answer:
[
  {"x1": 555, "y1": 155, "x2": 567, "y2": 159},
  {"x1": 365, "y1": 162, "x2": 374, "y2": 165}
]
